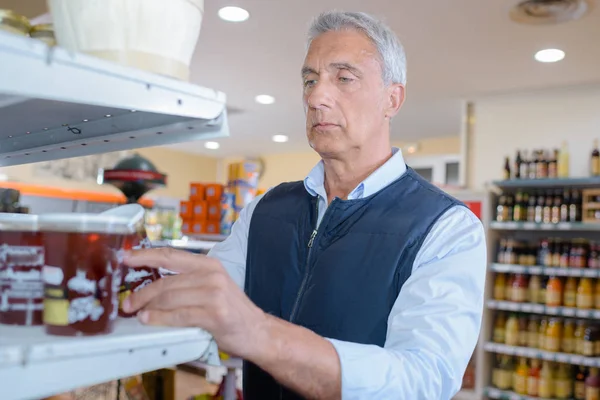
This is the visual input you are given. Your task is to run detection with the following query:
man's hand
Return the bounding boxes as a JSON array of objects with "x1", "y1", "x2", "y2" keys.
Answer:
[{"x1": 122, "y1": 248, "x2": 268, "y2": 360}]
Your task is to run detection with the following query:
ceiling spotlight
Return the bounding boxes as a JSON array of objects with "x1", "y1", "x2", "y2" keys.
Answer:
[
  {"x1": 255, "y1": 94, "x2": 275, "y2": 105},
  {"x1": 218, "y1": 6, "x2": 250, "y2": 22},
  {"x1": 105, "y1": 114, "x2": 112, "y2": 117},
  {"x1": 535, "y1": 48, "x2": 565, "y2": 63},
  {"x1": 204, "y1": 141, "x2": 220, "y2": 150},
  {"x1": 272, "y1": 135, "x2": 289, "y2": 143}
]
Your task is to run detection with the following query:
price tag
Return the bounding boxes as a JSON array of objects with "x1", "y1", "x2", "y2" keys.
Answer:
[
  {"x1": 555, "y1": 268, "x2": 568, "y2": 276},
  {"x1": 562, "y1": 307, "x2": 576, "y2": 317},
  {"x1": 556, "y1": 353, "x2": 570, "y2": 363},
  {"x1": 530, "y1": 266, "x2": 542, "y2": 274},
  {"x1": 577, "y1": 309, "x2": 592, "y2": 318},
  {"x1": 509, "y1": 302, "x2": 520, "y2": 311},
  {"x1": 515, "y1": 347, "x2": 528, "y2": 357},
  {"x1": 557, "y1": 222, "x2": 571, "y2": 230},
  {"x1": 540, "y1": 223, "x2": 553, "y2": 230},
  {"x1": 509, "y1": 394, "x2": 521, "y2": 400},
  {"x1": 546, "y1": 306, "x2": 558, "y2": 315},
  {"x1": 571, "y1": 355, "x2": 584, "y2": 365},
  {"x1": 488, "y1": 388, "x2": 501, "y2": 398},
  {"x1": 584, "y1": 269, "x2": 597, "y2": 278},
  {"x1": 521, "y1": 304, "x2": 533, "y2": 312},
  {"x1": 494, "y1": 264, "x2": 510, "y2": 272},
  {"x1": 532, "y1": 304, "x2": 545, "y2": 314}
]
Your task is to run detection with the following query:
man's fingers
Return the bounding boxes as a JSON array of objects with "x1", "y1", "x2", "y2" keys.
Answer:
[
  {"x1": 124, "y1": 247, "x2": 219, "y2": 274},
  {"x1": 144, "y1": 286, "x2": 218, "y2": 311},
  {"x1": 123, "y1": 273, "x2": 200, "y2": 312},
  {"x1": 138, "y1": 307, "x2": 210, "y2": 328}
]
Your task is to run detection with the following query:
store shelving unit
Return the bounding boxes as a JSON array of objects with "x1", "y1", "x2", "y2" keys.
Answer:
[
  {"x1": 483, "y1": 178, "x2": 600, "y2": 399},
  {"x1": 0, "y1": 28, "x2": 229, "y2": 400}
]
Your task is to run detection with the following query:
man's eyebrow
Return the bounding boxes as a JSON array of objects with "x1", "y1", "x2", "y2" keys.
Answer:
[
  {"x1": 301, "y1": 66, "x2": 316, "y2": 78},
  {"x1": 330, "y1": 62, "x2": 362, "y2": 77}
]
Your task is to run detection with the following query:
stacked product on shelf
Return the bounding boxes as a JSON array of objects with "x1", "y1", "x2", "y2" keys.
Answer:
[
  {"x1": 485, "y1": 151, "x2": 600, "y2": 399},
  {"x1": 180, "y1": 183, "x2": 224, "y2": 236}
]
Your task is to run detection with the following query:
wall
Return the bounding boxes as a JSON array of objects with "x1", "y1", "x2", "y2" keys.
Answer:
[
  {"x1": 469, "y1": 84, "x2": 600, "y2": 190},
  {"x1": 221, "y1": 136, "x2": 461, "y2": 189},
  {"x1": 0, "y1": 147, "x2": 219, "y2": 200}
]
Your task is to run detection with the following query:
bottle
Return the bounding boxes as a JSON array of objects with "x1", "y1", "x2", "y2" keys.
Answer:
[
  {"x1": 506, "y1": 274, "x2": 515, "y2": 301},
  {"x1": 586, "y1": 367, "x2": 600, "y2": 400},
  {"x1": 527, "y1": 192, "x2": 537, "y2": 222},
  {"x1": 592, "y1": 139, "x2": 600, "y2": 176},
  {"x1": 595, "y1": 279, "x2": 600, "y2": 309},
  {"x1": 503, "y1": 156, "x2": 511, "y2": 180},
  {"x1": 563, "y1": 319, "x2": 575, "y2": 354},
  {"x1": 506, "y1": 313, "x2": 520, "y2": 346},
  {"x1": 497, "y1": 238, "x2": 507, "y2": 264},
  {"x1": 518, "y1": 315, "x2": 529, "y2": 346},
  {"x1": 506, "y1": 195, "x2": 515, "y2": 222},
  {"x1": 529, "y1": 151, "x2": 538, "y2": 179},
  {"x1": 529, "y1": 275, "x2": 542, "y2": 304},
  {"x1": 555, "y1": 363, "x2": 574, "y2": 399},
  {"x1": 539, "y1": 360, "x2": 555, "y2": 398},
  {"x1": 539, "y1": 317, "x2": 549, "y2": 349},
  {"x1": 584, "y1": 325, "x2": 596, "y2": 357},
  {"x1": 513, "y1": 274, "x2": 529, "y2": 303},
  {"x1": 546, "y1": 317, "x2": 563, "y2": 352},
  {"x1": 520, "y1": 150, "x2": 529, "y2": 179},
  {"x1": 544, "y1": 192, "x2": 553, "y2": 224},
  {"x1": 547, "y1": 276, "x2": 563, "y2": 307},
  {"x1": 538, "y1": 150, "x2": 549, "y2": 179},
  {"x1": 528, "y1": 316, "x2": 540, "y2": 348},
  {"x1": 558, "y1": 141, "x2": 570, "y2": 178},
  {"x1": 575, "y1": 320, "x2": 587, "y2": 354},
  {"x1": 494, "y1": 312, "x2": 507, "y2": 343},
  {"x1": 565, "y1": 277, "x2": 578, "y2": 308},
  {"x1": 492, "y1": 354, "x2": 502, "y2": 388},
  {"x1": 577, "y1": 278, "x2": 594, "y2": 309},
  {"x1": 496, "y1": 195, "x2": 507, "y2": 221},
  {"x1": 535, "y1": 192, "x2": 545, "y2": 223},
  {"x1": 528, "y1": 359, "x2": 541, "y2": 397},
  {"x1": 514, "y1": 357, "x2": 529, "y2": 394},
  {"x1": 575, "y1": 366, "x2": 587, "y2": 400},
  {"x1": 590, "y1": 243, "x2": 599, "y2": 269},
  {"x1": 498, "y1": 355, "x2": 513, "y2": 390},
  {"x1": 515, "y1": 150, "x2": 522, "y2": 179},
  {"x1": 552, "y1": 239, "x2": 562, "y2": 267},
  {"x1": 540, "y1": 276, "x2": 549, "y2": 305},
  {"x1": 494, "y1": 273, "x2": 506, "y2": 300},
  {"x1": 560, "y1": 242, "x2": 571, "y2": 267},
  {"x1": 571, "y1": 190, "x2": 582, "y2": 222},
  {"x1": 513, "y1": 191, "x2": 524, "y2": 221},
  {"x1": 561, "y1": 190, "x2": 571, "y2": 222},
  {"x1": 549, "y1": 149, "x2": 559, "y2": 178},
  {"x1": 552, "y1": 191, "x2": 562, "y2": 224}
]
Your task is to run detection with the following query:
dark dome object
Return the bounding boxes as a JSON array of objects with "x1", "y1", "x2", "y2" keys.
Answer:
[{"x1": 103, "y1": 153, "x2": 167, "y2": 204}]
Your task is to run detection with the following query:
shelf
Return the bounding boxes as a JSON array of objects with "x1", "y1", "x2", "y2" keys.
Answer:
[
  {"x1": 452, "y1": 389, "x2": 478, "y2": 400},
  {"x1": 485, "y1": 387, "x2": 541, "y2": 400},
  {"x1": 490, "y1": 263, "x2": 600, "y2": 278},
  {"x1": 492, "y1": 177, "x2": 600, "y2": 190},
  {"x1": 0, "y1": 30, "x2": 228, "y2": 166},
  {"x1": 0, "y1": 318, "x2": 217, "y2": 400},
  {"x1": 489, "y1": 221, "x2": 600, "y2": 231},
  {"x1": 487, "y1": 300, "x2": 600, "y2": 318},
  {"x1": 483, "y1": 342, "x2": 600, "y2": 367},
  {"x1": 152, "y1": 239, "x2": 218, "y2": 251}
]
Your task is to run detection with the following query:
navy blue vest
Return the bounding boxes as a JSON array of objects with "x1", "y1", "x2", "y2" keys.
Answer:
[{"x1": 243, "y1": 167, "x2": 463, "y2": 399}]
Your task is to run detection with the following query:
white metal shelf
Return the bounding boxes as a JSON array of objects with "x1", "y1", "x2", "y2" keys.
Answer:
[
  {"x1": 151, "y1": 239, "x2": 218, "y2": 251},
  {"x1": 487, "y1": 300, "x2": 600, "y2": 318},
  {"x1": 489, "y1": 221, "x2": 600, "y2": 231},
  {"x1": 490, "y1": 263, "x2": 600, "y2": 278},
  {"x1": 0, "y1": 318, "x2": 217, "y2": 400},
  {"x1": 0, "y1": 30, "x2": 229, "y2": 166},
  {"x1": 492, "y1": 177, "x2": 600, "y2": 190},
  {"x1": 484, "y1": 342, "x2": 600, "y2": 367},
  {"x1": 485, "y1": 387, "x2": 540, "y2": 400}
]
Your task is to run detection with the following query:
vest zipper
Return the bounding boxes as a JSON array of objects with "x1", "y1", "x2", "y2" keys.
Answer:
[{"x1": 289, "y1": 199, "x2": 320, "y2": 323}]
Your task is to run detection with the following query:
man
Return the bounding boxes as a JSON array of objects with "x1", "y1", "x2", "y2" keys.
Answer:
[{"x1": 123, "y1": 10, "x2": 486, "y2": 400}]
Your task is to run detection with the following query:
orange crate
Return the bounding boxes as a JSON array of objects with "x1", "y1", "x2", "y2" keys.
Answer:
[
  {"x1": 180, "y1": 201, "x2": 192, "y2": 219},
  {"x1": 192, "y1": 201, "x2": 208, "y2": 221},
  {"x1": 205, "y1": 184, "x2": 223, "y2": 202},
  {"x1": 190, "y1": 183, "x2": 205, "y2": 201},
  {"x1": 207, "y1": 202, "x2": 221, "y2": 221},
  {"x1": 205, "y1": 221, "x2": 220, "y2": 235}
]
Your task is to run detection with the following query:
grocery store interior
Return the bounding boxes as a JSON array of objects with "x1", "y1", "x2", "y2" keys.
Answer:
[{"x1": 1, "y1": 0, "x2": 600, "y2": 399}]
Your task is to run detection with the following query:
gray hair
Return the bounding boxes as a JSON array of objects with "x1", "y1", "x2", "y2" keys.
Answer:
[{"x1": 307, "y1": 11, "x2": 407, "y2": 86}]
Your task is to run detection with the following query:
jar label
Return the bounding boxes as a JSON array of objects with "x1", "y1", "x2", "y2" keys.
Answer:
[
  {"x1": 527, "y1": 377, "x2": 539, "y2": 396},
  {"x1": 539, "y1": 378, "x2": 554, "y2": 398},
  {"x1": 584, "y1": 341, "x2": 595, "y2": 357},
  {"x1": 577, "y1": 294, "x2": 594, "y2": 309},
  {"x1": 513, "y1": 288, "x2": 527, "y2": 302},
  {"x1": 515, "y1": 375, "x2": 527, "y2": 394},
  {"x1": 547, "y1": 291, "x2": 562, "y2": 306},
  {"x1": 498, "y1": 371, "x2": 512, "y2": 390},
  {"x1": 546, "y1": 337, "x2": 560, "y2": 352},
  {"x1": 555, "y1": 379, "x2": 573, "y2": 398},
  {"x1": 575, "y1": 382, "x2": 586, "y2": 398},
  {"x1": 43, "y1": 286, "x2": 69, "y2": 326},
  {"x1": 562, "y1": 338, "x2": 573, "y2": 353},
  {"x1": 586, "y1": 387, "x2": 600, "y2": 400},
  {"x1": 564, "y1": 292, "x2": 577, "y2": 307},
  {"x1": 506, "y1": 331, "x2": 519, "y2": 346},
  {"x1": 494, "y1": 328, "x2": 506, "y2": 343}
]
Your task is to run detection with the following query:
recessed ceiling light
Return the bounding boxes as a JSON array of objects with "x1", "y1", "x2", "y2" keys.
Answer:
[
  {"x1": 204, "y1": 141, "x2": 220, "y2": 150},
  {"x1": 255, "y1": 94, "x2": 275, "y2": 105},
  {"x1": 272, "y1": 134, "x2": 289, "y2": 143},
  {"x1": 535, "y1": 48, "x2": 565, "y2": 63},
  {"x1": 218, "y1": 6, "x2": 250, "y2": 22}
]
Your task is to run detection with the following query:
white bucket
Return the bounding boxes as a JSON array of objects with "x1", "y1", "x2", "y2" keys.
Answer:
[{"x1": 48, "y1": 0, "x2": 204, "y2": 81}]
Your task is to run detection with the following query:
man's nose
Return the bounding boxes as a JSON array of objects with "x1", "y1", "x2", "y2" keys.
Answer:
[{"x1": 306, "y1": 80, "x2": 334, "y2": 110}]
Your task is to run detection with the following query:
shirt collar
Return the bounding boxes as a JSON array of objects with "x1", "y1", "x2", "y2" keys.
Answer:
[{"x1": 303, "y1": 147, "x2": 407, "y2": 200}]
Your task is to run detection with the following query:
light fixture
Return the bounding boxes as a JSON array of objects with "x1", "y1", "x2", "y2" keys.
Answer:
[
  {"x1": 403, "y1": 142, "x2": 419, "y2": 155},
  {"x1": 255, "y1": 94, "x2": 275, "y2": 105},
  {"x1": 218, "y1": 6, "x2": 250, "y2": 22},
  {"x1": 272, "y1": 134, "x2": 289, "y2": 143},
  {"x1": 535, "y1": 48, "x2": 565, "y2": 63},
  {"x1": 204, "y1": 141, "x2": 220, "y2": 150},
  {"x1": 82, "y1": 119, "x2": 88, "y2": 122},
  {"x1": 105, "y1": 114, "x2": 112, "y2": 117}
]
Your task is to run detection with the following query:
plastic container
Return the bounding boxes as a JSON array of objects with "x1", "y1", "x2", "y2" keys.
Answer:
[
  {"x1": 0, "y1": 9, "x2": 30, "y2": 36},
  {"x1": 30, "y1": 23, "x2": 56, "y2": 46},
  {"x1": 0, "y1": 214, "x2": 44, "y2": 326},
  {"x1": 39, "y1": 213, "x2": 136, "y2": 336},
  {"x1": 48, "y1": 0, "x2": 204, "y2": 81}
]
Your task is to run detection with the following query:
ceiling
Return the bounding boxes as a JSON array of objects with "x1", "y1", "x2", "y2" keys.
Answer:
[{"x1": 5, "y1": 0, "x2": 600, "y2": 157}]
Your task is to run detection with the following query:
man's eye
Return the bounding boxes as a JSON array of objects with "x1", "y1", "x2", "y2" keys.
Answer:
[
  {"x1": 339, "y1": 76, "x2": 354, "y2": 83},
  {"x1": 304, "y1": 80, "x2": 317, "y2": 88}
]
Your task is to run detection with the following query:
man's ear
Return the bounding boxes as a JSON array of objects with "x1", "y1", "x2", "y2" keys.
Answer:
[{"x1": 385, "y1": 84, "x2": 405, "y2": 119}]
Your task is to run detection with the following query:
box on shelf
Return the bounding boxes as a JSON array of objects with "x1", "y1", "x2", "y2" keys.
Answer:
[
  {"x1": 180, "y1": 201, "x2": 192, "y2": 219},
  {"x1": 192, "y1": 201, "x2": 208, "y2": 221},
  {"x1": 207, "y1": 202, "x2": 221, "y2": 221},
  {"x1": 190, "y1": 183, "x2": 205, "y2": 201},
  {"x1": 205, "y1": 221, "x2": 219, "y2": 235},
  {"x1": 583, "y1": 189, "x2": 600, "y2": 223},
  {"x1": 205, "y1": 184, "x2": 223, "y2": 203}
]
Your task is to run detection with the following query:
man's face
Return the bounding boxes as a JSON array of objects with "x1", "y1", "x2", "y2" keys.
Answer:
[{"x1": 302, "y1": 30, "x2": 394, "y2": 157}]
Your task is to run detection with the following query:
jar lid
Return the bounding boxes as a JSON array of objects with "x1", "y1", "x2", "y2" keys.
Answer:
[
  {"x1": 0, "y1": 9, "x2": 31, "y2": 32},
  {"x1": 30, "y1": 23, "x2": 53, "y2": 34},
  {"x1": 0, "y1": 213, "x2": 38, "y2": 232},
  {"x1": 38, "y1": 213, "x2": 136, "y2": 235}
]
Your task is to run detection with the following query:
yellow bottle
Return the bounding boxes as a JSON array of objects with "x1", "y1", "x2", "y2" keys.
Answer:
[
  {"x1": 564, "y1": 277, "x2": 578, "y2": 308},
  {"x1": 514, "y1": 357, "x2": 529, "y2": 395},
  {"x1": 577, "y1": 278, "x2": 594, "y2": 309},
  {"x1": 546, "y1": 317, "x2": 562, "y2": 352},
  {"x1": 494, "y1": 273, "x2": 506, "y2": 300},
  {"x1": 595, "y1": 279, "x2": 600, "y2": 309},
  {"x1": 539, "y1": 317, "x2": 548, "y2": 349},
  {"x1": 575, "y1": 320, "x2": 586, "y2": 354},
  {"x1": 539, "y1": 360, "x2": 555, "y2": 398},
  {"x1": 558, "y1": 141, "x2": 570, "y2": 178},
  {"x1": 506, "y1": 313, "x2": 520, "y2": 346},
  {"x1": 527, "y1": 359, "x2": 541, "y2": 397},
  {"x1": 562, "y1": 319, "x2": 575, "y2": 354},
  {"x1": 555, "y1": 363, "x2": 573, "y2": 399},
  {"x1": 494, "y1": 313, "x2": 507, "y2": 343}
]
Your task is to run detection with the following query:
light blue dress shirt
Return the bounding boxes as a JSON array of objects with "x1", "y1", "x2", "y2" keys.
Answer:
[{"x1": 208, "y1": 148, "x2": 487, "y2": 399}]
